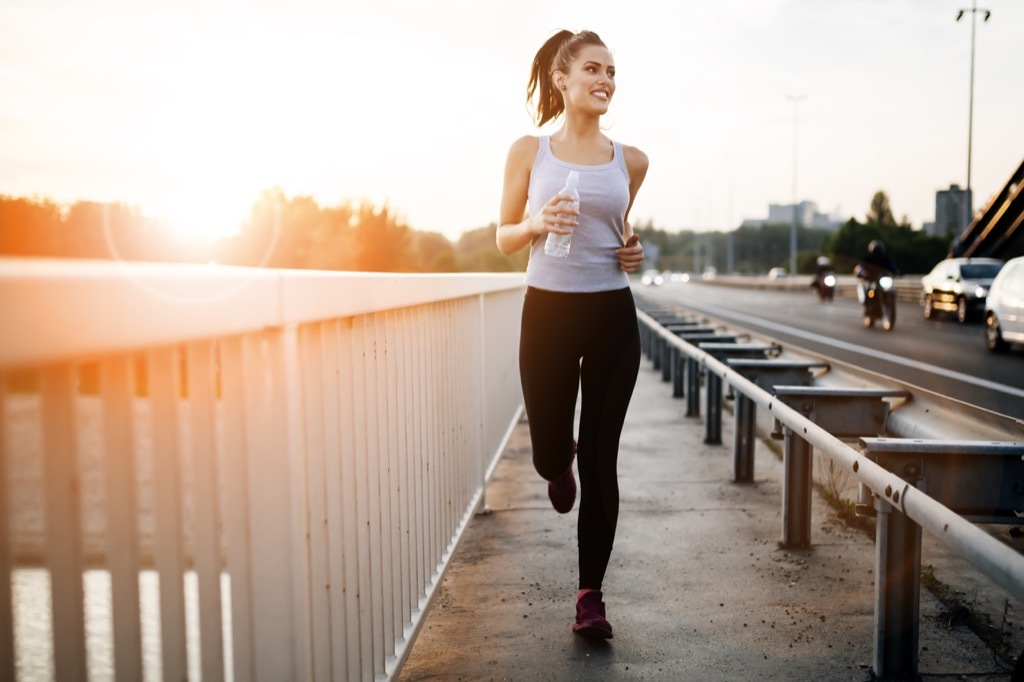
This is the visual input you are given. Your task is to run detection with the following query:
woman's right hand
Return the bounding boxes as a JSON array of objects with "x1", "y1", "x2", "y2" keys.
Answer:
[{"x1": 530, "y1": 194, "x2": 579, "y2": 237}]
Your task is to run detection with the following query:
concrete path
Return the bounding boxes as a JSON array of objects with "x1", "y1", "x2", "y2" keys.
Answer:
[{"x1": 398, "y1": 352, "x2": 1021, "y2": 681}]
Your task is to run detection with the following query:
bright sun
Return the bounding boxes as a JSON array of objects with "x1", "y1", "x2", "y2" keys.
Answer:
[{"x1": 154, "y1": 186, "x2": 252, "y2": 246}]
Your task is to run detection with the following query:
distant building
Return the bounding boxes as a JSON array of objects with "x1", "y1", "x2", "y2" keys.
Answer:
[
  {"x1": 740, "y1": 201, "x2": 844, "y2": 231},
  {"x1": 929, "y1": 184, "x2": 972, "y2": 237}
]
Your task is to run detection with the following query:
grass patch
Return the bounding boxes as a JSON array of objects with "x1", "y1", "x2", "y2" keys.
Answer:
[
  {"x1": 819, "y1": 488, "x2": 876, "y2": 535},
  {"x1": 921, "y1": 564, "x2": 1018, "y2": 671}
]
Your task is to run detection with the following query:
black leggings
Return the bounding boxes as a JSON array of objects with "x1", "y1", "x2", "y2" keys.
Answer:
[{"x1": 519, "y1": 286, "x2": 641, "y2": 591}]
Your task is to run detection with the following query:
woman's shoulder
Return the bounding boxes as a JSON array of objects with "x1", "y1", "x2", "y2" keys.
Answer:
[
  {"x1": 620, "y1": 143, "x2": 649, "y2": 174},
  {"x1": 507, "y1": 134, "x2": 541, "y2": 158}
]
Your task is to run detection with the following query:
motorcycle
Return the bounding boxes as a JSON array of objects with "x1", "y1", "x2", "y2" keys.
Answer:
[
  {"x1": 813, "y1": 270, "x2": 837, "y2": 301},
  {"x1": 856, "y1": 270, "x2": 897, "y2": 330}
]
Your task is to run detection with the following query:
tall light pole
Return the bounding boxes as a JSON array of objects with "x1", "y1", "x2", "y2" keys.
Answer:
[
  {"x1": 786, "y1": 94, "x2": 806, "y2": 277},
  {"x1": 956, "y1": 1, "x2": 991, "y2": 231},
  {"x1": 726, "y1": 152, "x2": 736, "y2": 274}
]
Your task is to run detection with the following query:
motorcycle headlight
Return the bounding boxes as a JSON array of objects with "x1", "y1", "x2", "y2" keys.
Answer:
[
  {"x1": 879, "y1": 275, "x2": 894, "y2": 290},
  {"x1": 973, "y1": 285, "x2": 988, "y2": 298},
  {"x1": 823, "y1": 274, "x2": 836, "y2": 287}
]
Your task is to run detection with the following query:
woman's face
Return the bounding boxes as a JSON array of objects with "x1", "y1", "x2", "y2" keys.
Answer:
[{"x1": 559, "y1": 44, "x2": 615, "y2": 116}]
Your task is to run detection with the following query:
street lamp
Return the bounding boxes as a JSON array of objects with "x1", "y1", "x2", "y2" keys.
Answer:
[
  {"x1": 786, "y1": 94, "x2": 806, "y2": 277},
  {"x1": 956, "y1": 1, "x2": 991, "y2": 231}
]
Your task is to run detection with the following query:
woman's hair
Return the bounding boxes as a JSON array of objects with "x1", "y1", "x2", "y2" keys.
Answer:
[{"x1": 527, "y1": 29, "x2": 607, "y2": 127}]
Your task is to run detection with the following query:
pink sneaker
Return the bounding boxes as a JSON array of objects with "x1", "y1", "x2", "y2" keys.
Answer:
[
  {"x1": 572, "y1": 590, "x2": 613, "y2": 639},
  {"x1": 547, "y1": 441, "x2": 577, "y2": 514}
]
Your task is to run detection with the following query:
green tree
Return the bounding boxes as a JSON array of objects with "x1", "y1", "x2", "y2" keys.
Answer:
[
  {"x1": 455, "y1": 225, "x2": 528, "y2": 272},
  {"x1": 0, "y1": 196, "x2": 63, "y2": 256},
  {"x1": 413, "y1": 231, "x2": 458, "y2": 272},
  {"x1": 867, "y1": 190, "x2": 896, "y2": 227}
]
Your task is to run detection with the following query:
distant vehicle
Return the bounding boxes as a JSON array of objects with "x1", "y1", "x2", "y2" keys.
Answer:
[
  {"x1": 702, "y1": 267, "x2": 717, "y2": 281},
  {"x1": 984, "y1": 256, "x2": 1024, "y2": 352},
  {"x1": 811, "y1": 256, "x2": 836, "y2": 301},
  {"x1": 921, "y1": 257, "x2": 1004, "y2": 323},
  {"x1": 856, "y1": 268, "x2": 897, "y2": 331},
  {"x1": 641, "y1": 269, "x2": 664, "y2": 286},
  {"x1": 767, "y1": 267, "x2": 788, "y2": 280}
]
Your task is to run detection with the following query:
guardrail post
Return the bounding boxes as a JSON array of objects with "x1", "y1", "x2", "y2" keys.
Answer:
[
  {"x1": 734, "y1": 394, "x2": 756, "y2": 482},
  {"x1": 857, "y1": 438, "x2": 1024, "y2": 678},
  {"x1": 727, "y1": 360, "x2": 826, "y2": 484},
  {"x1": 773, "y1": 387, "x2": 908, "y2": 549},
  {"x1": 686, "y1": 357, "x2": 701, "y2": 417},
  {"x1": 873, "y1": 492, "x2": 922, "y2": 679},
  {"x1": 699, "y1": 343, "x2": 776, "y2": 447},
  {"x1": 781, "y1": 427, "x2": 813, "y2": 548},
  {"x1": 661, "y1": 340, "x2": 672, "y2": 383},
  {"x1": 705, "y1": 363, "x2": 723, "y2": 444},
  {"x1": 671, "y1": 346, "x2": 684, "y2": 398},
  {"x1": 676, "y1": 332, "x2": 737, "y2": 424}
]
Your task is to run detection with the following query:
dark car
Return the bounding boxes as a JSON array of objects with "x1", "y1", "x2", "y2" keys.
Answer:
[{"x1": 920, "y1": 257, "x2": 1004, "y2": 323}]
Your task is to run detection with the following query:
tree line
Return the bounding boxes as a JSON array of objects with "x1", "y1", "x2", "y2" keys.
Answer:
[
  {"x1": 0, "y1": 189, "x2": 960, "y2": 275},
  {"x1": 0, "y1": 189, "x2": 527, "y2": 273}
]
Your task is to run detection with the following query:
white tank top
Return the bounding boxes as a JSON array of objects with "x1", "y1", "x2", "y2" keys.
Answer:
[{"x1": 524, "y1": 136, "x2": 631, "y2": 292}]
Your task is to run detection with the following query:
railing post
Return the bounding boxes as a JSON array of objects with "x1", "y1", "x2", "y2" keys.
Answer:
[
  {"x1": 671, "y1": 346, "x2": 684, "y2": 398},
  {"x1": 733, "y1": 394, "x2": 756, "y2": 482},
  {"x1": 242, "y1": 327, "x2": 310, "y2": 681},
  {"x1": 661, "y1": 338, "x2": 672, "y2": 382},
  {"x1": 686, "y1": 357, "x2": 701, "y2": 417},
  {"x1": 781, "y1": 428, "x2": 813, "y2": 548},
  {"x1": 727, "y1": 360, "x2": 825, "y2": 485},
  {"x1": 0, "y1": 376, "x2": 13, "y2": 682},
  {"x1": 704, "y1": 368, "x2": 722, "y2": 444},
  {"x1": 42, "y1": 365, "x2": 88, "y2": 682},
  {"x1": 100, "y1": 356, "x2": 144, "y2": 681},
  {"x1": 700, "y1": 344, "x2": 774, "y2": 448},
  {"x1": 873, "y1": 495, "x2": 922, "y2": 679}
]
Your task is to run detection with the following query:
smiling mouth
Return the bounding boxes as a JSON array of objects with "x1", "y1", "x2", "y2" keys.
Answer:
[{"x1": 591, "y1": 90, "x2": 610, "y2": 101}]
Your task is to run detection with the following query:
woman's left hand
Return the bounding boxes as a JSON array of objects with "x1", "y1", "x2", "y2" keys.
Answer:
[{"x1": 616, "y1": 234, "x2": 644, "y2": 272}]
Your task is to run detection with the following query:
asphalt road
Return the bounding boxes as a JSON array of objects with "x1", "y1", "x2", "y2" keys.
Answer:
[{"x1": 637, "y1": 281, "x2": 1024, "y2": 421}]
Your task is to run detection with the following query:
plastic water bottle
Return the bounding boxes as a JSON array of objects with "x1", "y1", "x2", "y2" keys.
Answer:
[{"x1": 544, "y1": 170, "x2": 579, "y2": 258}]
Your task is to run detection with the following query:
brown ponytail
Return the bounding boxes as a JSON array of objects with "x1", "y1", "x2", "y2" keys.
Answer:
[{"x1": 527, "y1": 29, "x2": 607, "y2": 128}]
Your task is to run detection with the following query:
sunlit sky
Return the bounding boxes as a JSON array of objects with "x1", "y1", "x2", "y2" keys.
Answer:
[{"x1": 2, "y1": 0, "x2": 1023, "y2": 243}]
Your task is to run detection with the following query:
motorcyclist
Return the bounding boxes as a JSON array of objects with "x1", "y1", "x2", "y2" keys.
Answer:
[
  {"x1": 809, "y1": 255, "x2": 834, "y2": 292},
  {"x1": 855, "y1": 240, "x2": 900, "y2": 284},
  {"x1": 855, "y1": 240, "x2": 901, "y2": 326}
]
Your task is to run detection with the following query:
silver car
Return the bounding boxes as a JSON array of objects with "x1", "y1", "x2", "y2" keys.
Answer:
[{"x1": 984, "y1": 256, "x2": 1024, "y2": 352}]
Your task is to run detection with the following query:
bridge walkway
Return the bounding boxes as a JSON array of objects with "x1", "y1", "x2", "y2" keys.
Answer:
[{"x1": 398, "y1": 351, "x2": 1019, "y2": 681}]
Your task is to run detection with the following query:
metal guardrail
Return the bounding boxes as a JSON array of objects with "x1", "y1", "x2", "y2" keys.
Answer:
[
  {"x1": 0, "y1": 259, "x2": 526, "y2": 682},
  {"x1": 633, "y1": 290, "x2": 1024, "y2": 679}
]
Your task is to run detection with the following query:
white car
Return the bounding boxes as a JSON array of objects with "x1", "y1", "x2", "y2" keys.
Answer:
[{"x1": 984, "y1": 255, "x2": 1024, "y2": 352}]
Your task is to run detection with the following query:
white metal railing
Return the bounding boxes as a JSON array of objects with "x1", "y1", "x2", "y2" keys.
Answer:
[{"x1": 0, "y1": 258, "x2": 526, "y2": 681}]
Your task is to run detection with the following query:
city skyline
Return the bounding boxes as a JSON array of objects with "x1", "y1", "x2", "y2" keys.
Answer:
[{"x1": 2, "y1": 0, "x2": 1023, "y2": 243}]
